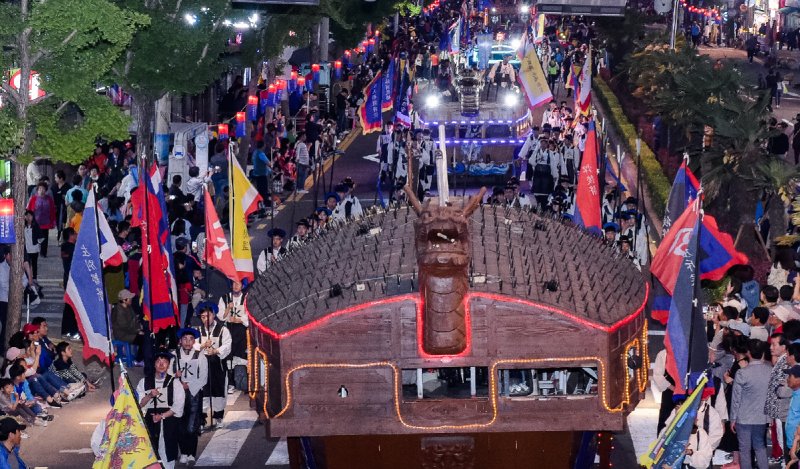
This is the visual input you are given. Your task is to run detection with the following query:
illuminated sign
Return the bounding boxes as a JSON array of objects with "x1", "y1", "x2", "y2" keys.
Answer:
[
  {"x1": 8, "y1": 69, "x2": 46, "y2": 101},
  {"x1": 535, "y1": 0, "x2": 627, "y2": 16}
]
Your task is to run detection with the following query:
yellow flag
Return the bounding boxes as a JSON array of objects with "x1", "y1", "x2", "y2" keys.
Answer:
[
  {"x1": 229, "y1": 153, "x2": 263, "y2": 282},
  {"x1": 93, "y1": 374, "x2": 160, "y2": 469}
]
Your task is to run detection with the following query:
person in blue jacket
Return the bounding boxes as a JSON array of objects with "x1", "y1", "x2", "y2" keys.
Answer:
[{"x1": 0, "y1": 417, "x2": 27, "y2": 469}]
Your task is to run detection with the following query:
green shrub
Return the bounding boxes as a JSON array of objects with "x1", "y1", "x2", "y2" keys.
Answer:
[{"x1": 593, "y1": 77, "x2": 671, "y2": 219}]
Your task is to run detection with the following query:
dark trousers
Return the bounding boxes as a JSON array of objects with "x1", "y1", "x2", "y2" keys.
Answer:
[
  {"x1": 61, "y1": 304, "x2": 79, "y2": 336},
  {"x1": 0, "y1": 301, "x2": 7, "y2": 351},
  {"x1": 253, "y1": 175, "x2": 270, "y2": 202},
  {"x1": 39, "y1": 229, "x2": 49, "y2": 257},
  {"x1": 27, "y1": 253, "x2": 38, "y2": 279},
  {"x1": 178, "y1": 390, "x2": 203, "y2": 457},
  {"x1": 657, "y1": 388, "x2": 676, "y2": 436}
]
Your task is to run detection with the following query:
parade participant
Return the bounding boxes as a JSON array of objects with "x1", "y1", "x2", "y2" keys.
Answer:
[
  {"x1": 173, "y1": 328, "x2": 207, "y2": 465},
  {"x1": 197, "y1": 302, "x2": 231, "y2": 428},
  {"x1": 529, "y1": 138, "x2": 558, "y2": 207},
  {"x1": 377, "y1": 122, "x2": 394, "y2": 184},
  {"x1": 137, "y1": 351, "x2": 184, "y2": 469},
  {"x1": 288, "y1": 219, "x2": 312, "y2": 250},
  {"x1": 603, "y1": 222, "x2": 620, "y2": 245},
  {"x1": 332, "y1": 183, "x2": 363, "y2": 221},
  {"x1": 417, "y1": 129, "x2": 435, "y2": 200},
  {"x1": 558, "y1": 137, "x2": 580, "y2": 185},
  {"x1": 488, "y1": 55, "x2": 516, "y2": 87},
  {"x1": 313, "y1": 207, "x2": 332, "y2": 234},
  {"x1": 393, "y1": 129, "x2": 410, "y2": 184},
  {"x1": 218, "y1": 280, "x2": 247, "y2": 394},
  {"x1": 256, "y1": 228, "x2": 287, "y2": 275},
  {"x1": 324, "y1": 192, "x2": 340, "y2": 214}
]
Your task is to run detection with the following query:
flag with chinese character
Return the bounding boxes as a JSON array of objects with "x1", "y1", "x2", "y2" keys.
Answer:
[
  {"x1": 131, "y1": 163, "x2": 179, "y2": 333},
  {"x1": 204, "y1": 189, "x2": 238, "y2": 282},
  {"x1": 517, "y1": 46, "x2": 553, "y2": 110},
  {"x1": 573, "y1": 120, "x2": 602, "y2": 235},
  {"x1": 93, "y1": 373, "x2": 160, "y2": 469},
  {"x1": 358, "y1": 71, "x2": 383, "y2": 134},
  {"x1": 382, "y1": 59, "x2": 395, "y2": 112},
  {"x1": 640, "y1": 375, "x2": 708, "y2": 468},
  {"x1": 651, "y1": 202, "x2": 747, "y2": 296},
  {"x1": 663, "y1": 158, "x2": 700, "y2": 236},
  {"x1": 229, "y1": 151, "x2": 263, "y2": 283},
  {"x1": 64, "y1": 190, "x2": 112, "y2": 365}
]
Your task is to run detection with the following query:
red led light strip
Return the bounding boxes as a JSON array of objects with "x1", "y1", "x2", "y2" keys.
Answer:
[{"x1": 245, "y1": 280, "x2": 648, "y2": 341}]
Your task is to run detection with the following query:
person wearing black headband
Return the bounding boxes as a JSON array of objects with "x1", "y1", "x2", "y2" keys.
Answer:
[
  {"x1": 173, "y1": 328, "x2": 207, "y2": 465},
  {"x1": 137, "y1": 351, "x2": 184, "y2": 469},
  {"x1": 197, "y1": 302, "x2": 231, "y2": 429}
]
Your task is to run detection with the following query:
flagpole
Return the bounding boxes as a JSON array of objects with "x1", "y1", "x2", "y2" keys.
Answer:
[
  {"x1": 227, "y1": 138, "x2": 235, "y2": 291},
  {"x1": 91, "y1": 186, "x2": 117, "y2": 395}
]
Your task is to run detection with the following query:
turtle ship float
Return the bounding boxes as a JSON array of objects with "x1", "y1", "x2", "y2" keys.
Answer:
[{"x1": 245, "y1": 186, "x2": 649, "y2": 468}]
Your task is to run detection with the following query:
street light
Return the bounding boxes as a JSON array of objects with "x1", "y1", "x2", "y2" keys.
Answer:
[
  {"x1": 184, "y1": 13, "x2": 197, "y2": 25},
  {"x1": 503, "y1": 93, "x2": 518, "y2": 107},
  {"x1": 425, "y1": 94, "x2": 440, "y2": 109}
]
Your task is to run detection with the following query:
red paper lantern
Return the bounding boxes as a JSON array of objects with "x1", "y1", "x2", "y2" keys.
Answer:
[
  {"x1": 236, "y1": 112, "x2": 245, "y2": 123},
  {"x1": 334, "y1": 60, "x2": 342, "y2": 69},
  {"x1": 218, "y1": 124, "x2": 228, "y2": 139},
  {"x1": 0, "y1": 199, "x2": 12, "y2": 216},
  {"x1": 344, "y1": 50, "x2": 351, "y2": 57},
  {"x1": 267, "y1": 84, "x2": 276, "y2": 94},
  {"x1": 368, "y1": 38, "x2": 375, "y2": 46},
  {"x1": 290, "y1": 71, "x2": 298, "y2": 80},
  {"x1": 297, "y1": 76, "x2": 306, "y2": 87},
  {"x1": 248, "y1": 95, "x2": 258, "y2": 107},
  {"x1": 276, "y1": 79, "x2": 286, "y2": 90},
  {"x1": 361, "y1": 40, "x2": 368, "y2": 48},
  {"x1": 311, "y1": 63, "x2": 320, "y2": 73}
]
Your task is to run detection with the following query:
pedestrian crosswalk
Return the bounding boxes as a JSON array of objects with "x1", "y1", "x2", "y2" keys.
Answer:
[
  {"x1": 265, "y1": 439, "x2": 289, "y2": 466},
  {"x1": 195, "y1": 411, "x2": 258, "y2": 466}
]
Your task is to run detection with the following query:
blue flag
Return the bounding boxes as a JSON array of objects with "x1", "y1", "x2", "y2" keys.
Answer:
[
  {"x1": 382, "y1": 59, "x2": 395, "y2": 112},
  {"x1": 663, "y1": 159, "x2": 700, "y2": 236},
  {"x1": 64, "y1": 190, "x2": 112, "y2": 365},
  {"x1": 358, "y1": 72, "x2": 383, "y2": 134},
  {"x1": 663, "y1": 215, "x2": 708, "y2": 395}
]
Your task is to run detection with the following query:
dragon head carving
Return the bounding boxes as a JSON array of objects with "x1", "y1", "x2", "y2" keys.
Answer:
[{"x1": 404, "y1": 186, "x2": 486, "y2": 355}]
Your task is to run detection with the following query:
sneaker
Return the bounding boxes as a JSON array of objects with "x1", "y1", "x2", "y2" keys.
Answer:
[
  {"x1": 227, "y1": 385, "x2": 235, "y2": 394},
  {"x1": 69, "y1": 333, "x2": 81, "y2": 341},
  {"x1": 49, "y1": 401, "x2": 62, "y2": 408},
  {"x1": 179, "y1": 455, "x2": 189, "y2": 464},
  {"x1": 42, "y1": 414, "x2": 54, "y2": 422},
  {"x1": 213, "y1": 418, "x2": 223, "y2": 428},
  {"x1": 187, "y1": 455, "x2": 195, "y2": 464}
]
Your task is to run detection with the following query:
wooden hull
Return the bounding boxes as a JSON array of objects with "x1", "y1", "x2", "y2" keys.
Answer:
[{"x1": 285, "y1": 432, "x2": 583, "y2": 469}]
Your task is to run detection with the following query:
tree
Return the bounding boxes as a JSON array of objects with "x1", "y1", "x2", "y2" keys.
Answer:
[
  {"x1": 0, "y1": 0, "x2": 145, "y2": 343},
  {"x1": 108, "y1": 0, "x2": 238, "y2": 157}
]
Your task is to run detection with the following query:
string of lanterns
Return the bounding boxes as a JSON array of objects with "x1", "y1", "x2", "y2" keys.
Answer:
[{"x1": 678, "y1": 0, "x2": 722, "y2": 19}]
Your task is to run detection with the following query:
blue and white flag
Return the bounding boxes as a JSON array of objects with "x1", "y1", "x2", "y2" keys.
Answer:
[
  {"x1": 64, "y1": 190, "x2": 112, "y2": 365},
  {"x1": 449, "y1": 17, "x2": 461, "y2": 53}
]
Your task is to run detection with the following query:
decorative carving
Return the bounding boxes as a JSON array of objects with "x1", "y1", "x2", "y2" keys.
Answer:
[
  {"x1": 420, "y1": 436, "x2": 476, "y2": 469},
  {"x1": 405, "y1": 187, "x2": 486, "y2": 355}
]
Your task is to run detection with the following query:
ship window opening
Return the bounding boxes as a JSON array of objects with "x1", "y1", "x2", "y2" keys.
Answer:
[
  {"x1": 401, "y1": 367, "x2": 489, "y2": 400},
  {"x1": 484, "y1": 124, "x2": 512, "y2": 138},
  {"x1": 497, "y1": 367, "x2": 599, "y2": 398}
]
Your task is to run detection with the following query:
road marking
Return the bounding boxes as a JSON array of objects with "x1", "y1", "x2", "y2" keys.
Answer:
[
  {"x1": 363, "y1": 153, "x2": 380, "y2": 163},
  {"x1": 59, "y1": 448, "x2": 94, "y2": 454},
  {"x1": 265, "y1": 438, "x2": 290, "y2": 465},
  {"x1": 227, "y1": 390, "x2": 241, "y2": 406},
  {"x1": 195, "y1": 410, "x2": 257, "y2": 466}
]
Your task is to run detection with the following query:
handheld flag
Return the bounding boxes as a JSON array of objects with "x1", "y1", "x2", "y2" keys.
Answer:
[
  {"x1": 93, "y1": 374, "x2": 160, "y2": 469},
  {"x1": 64, "y1": 190, "x2": 112, "y2": 365},
  {"x1": 229, "y1": 152, "x2": 263, "y2": 282},
  {"x1": 652, "y1": 202, "x2": 747, "y2": 296},
  {"x1": 382, "y1": 60, "x2": 395, "y2": 112},
  {"x1": 573, "y1": 120, "x2": 602, "y2": 235},
  {"x1": 204, "y1": 189, "x2": 239, "y2": 282},
  {"x1": 577, "y1": 50, "x2": 592, "y2": 115},
  {"x1": 131, "y1": 163, "x2": 179, "y2": 333},
  {"x1": 663, "y1": 210, "x2": 708, "y2": 395},
  {"x1": 651, "y1": 278, "x2": 673, "y2": 325},
  {"x1": 358, "y1": 71, "x2": 383, "y2": 134},
  {"x1": 639, "y1": 375, "x2": 708, "y2": 468},
  {"x1": 517, "y1": 46, "x2": 553, "y2": 110},
  {"x1": 663, "y1": 157, "x2": 700, "y2": 236},
  {"x1": 448, "y1": 17, "x2": 461, "y2": 53}
]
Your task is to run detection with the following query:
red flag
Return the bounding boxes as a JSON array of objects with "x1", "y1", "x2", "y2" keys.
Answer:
[
  {"x1": 573, "y1": 120, "x2": 602, "y2": 235},
  {"x1": 652, "y1": 201, "x2": 748, "y2": 296},
  {"x1": 204, "y1": 190, "x2": 239, "y2": 282}
]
